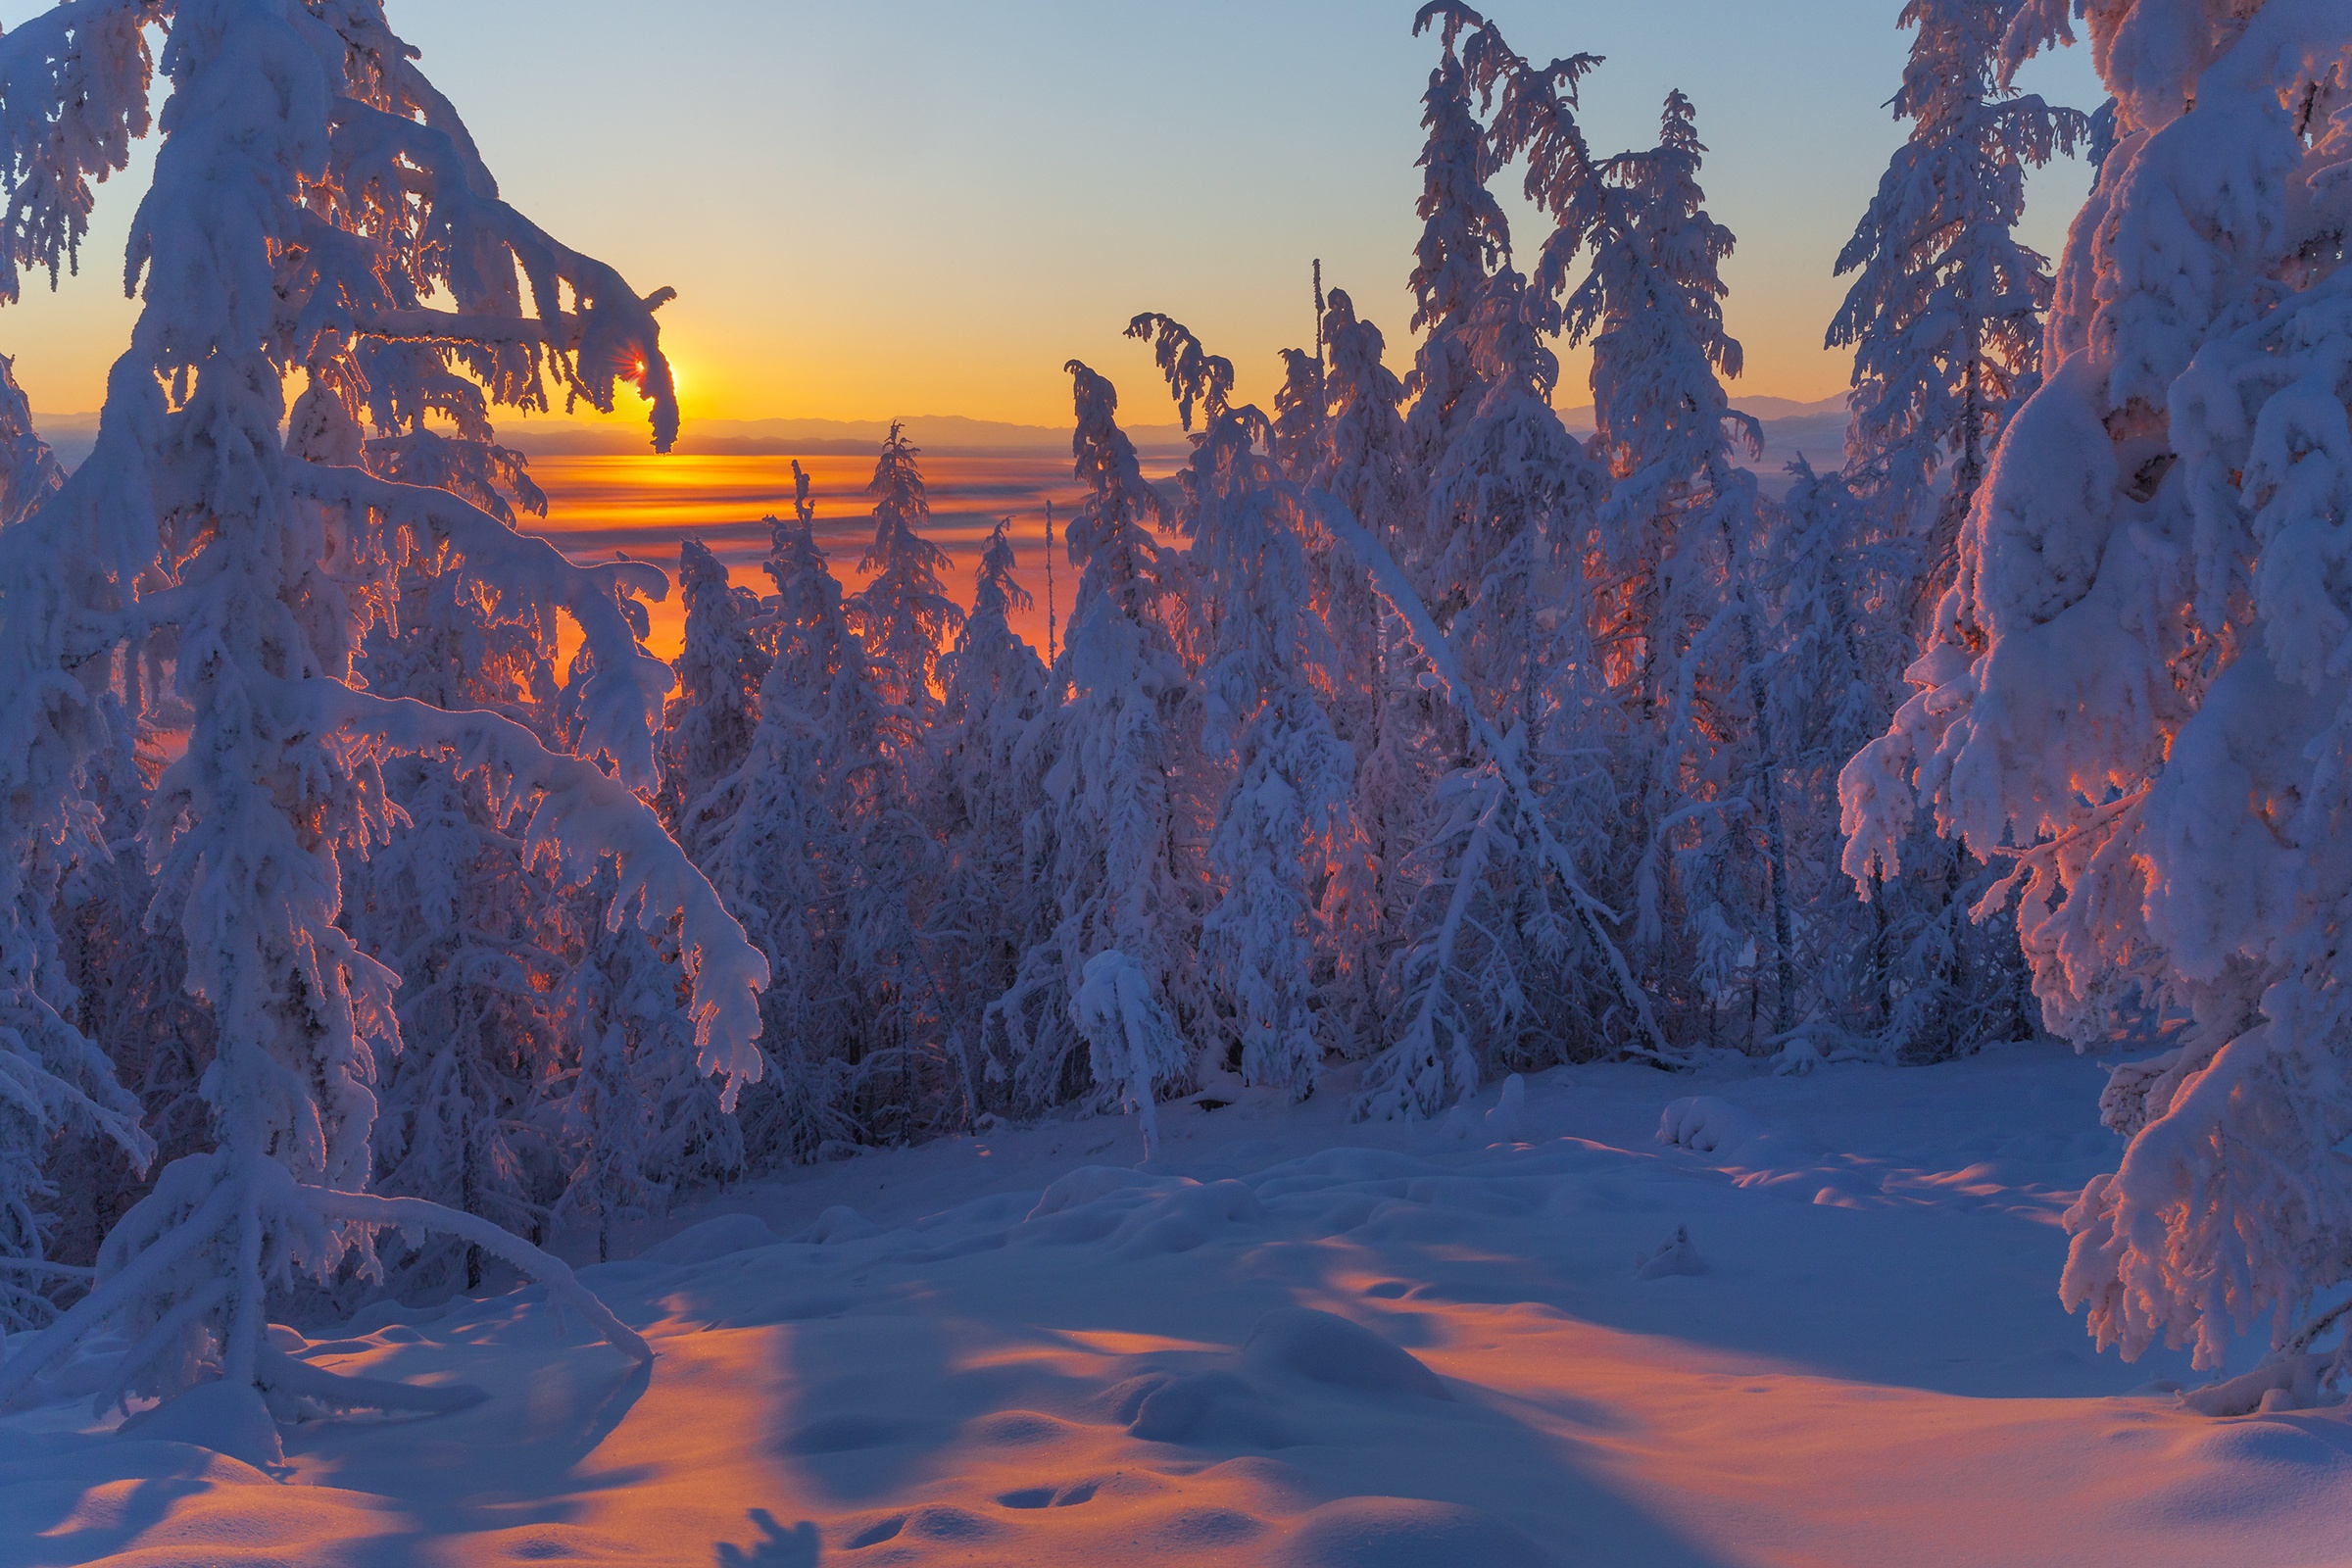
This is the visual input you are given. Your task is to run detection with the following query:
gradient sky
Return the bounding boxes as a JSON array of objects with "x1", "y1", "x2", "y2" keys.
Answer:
[{"x1": 0, "y1": 0, "x2": 2104, "y2": 433}]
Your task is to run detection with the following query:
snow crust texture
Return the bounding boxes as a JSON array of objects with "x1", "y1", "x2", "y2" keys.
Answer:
[{"x1": 7, "y1": 1050, "x2": 2350, "y2": 1568}]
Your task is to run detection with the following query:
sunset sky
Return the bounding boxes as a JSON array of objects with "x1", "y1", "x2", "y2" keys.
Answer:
[
  {"x1": 0, "y1": 1, "x2": 2105, "y2": 658},
  {"x1": 0, "y1": 1, "x2": 2101, "y2": 426}
]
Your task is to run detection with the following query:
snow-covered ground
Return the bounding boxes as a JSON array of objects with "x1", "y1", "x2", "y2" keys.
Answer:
[{"x1": 7, "y1": 1045, "x2": 2351, "y2": 1567}]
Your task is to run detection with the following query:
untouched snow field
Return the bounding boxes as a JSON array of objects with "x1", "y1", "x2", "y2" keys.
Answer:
[{"x1": 7, "y1": 1046, "x2": 2352, "y2": 1567}]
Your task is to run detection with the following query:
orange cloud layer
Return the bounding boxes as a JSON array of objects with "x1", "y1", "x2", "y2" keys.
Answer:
[{"x1": 520, "y1": 451, "x2": 1149, "y2": 666}]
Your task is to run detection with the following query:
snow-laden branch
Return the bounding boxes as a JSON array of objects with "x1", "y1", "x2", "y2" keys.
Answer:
[
  {"x1": 256, "y1": 1344, "x2": 484, "y2": 1415},
  {"x1": 0, "y1": 0, "x2": 161, "y2": 305},
  {"x1": 1070, "y1": 949, "x2": 1188, "y2": 1158},
  {"x1": 313, "y1": 1189, "x2": 651, "y2": 1365},
  {"x1": 321, "y1": 98, "x2": 679, "y2": 449},
  {"x1": 298, "y1": 680, "x2": 768, "y2": 1109},
  {"x1": 351, "y1": 307, "x2": 580, "y2": 349},
  {"x1": 283, "y1": 462, "x2": 673, "y2": 786},
  {"x1": 0, "y1": 1165, "x2": 241, "y2": 1409},
  {"x1": 0, "y1": 1154, "x2": 655, "y2": 1411},
  {"x1": 1308, "y1": 491, "x2": 1674, "y2": 1064}
]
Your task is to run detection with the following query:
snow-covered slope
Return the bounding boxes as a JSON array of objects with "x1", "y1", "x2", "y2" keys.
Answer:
[{"x1": 6, "y1": 1047, "x2": 2348, "y2": 1567}]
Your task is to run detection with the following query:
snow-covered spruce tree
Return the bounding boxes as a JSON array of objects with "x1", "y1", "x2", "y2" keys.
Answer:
[
  {"x1": 544, "y1": 604, "x2": 751, "y2": 1250},
  {"x1": 927, "y1": 519, "x2": 1050, "y2": 1118},
  {"x1": 1309, "y1": 287, "x2": 1429, "y2": 1045},
  {"x1": 349, "y1": 760, "x2": 576, "y2": 1293},
  {"x1": 0, "y1": 353, "x2": 61, "y2": 525},
  {"x1": 1269, "y1": 340, "x2": 1325, "y2": 491},
  {"x1": 548, "y1": 972, "x2": 653, "y2": 1265},
  {"x1": 1317, "y1": 290, "x2": 1418, "y2": 544},
  {"x1": 0, "y1": 0, "x2": 766, "y2": 1425},
  {"x1": 1809, "y1": 0, "x2": 2078, "y2": 1066},
  {"x1": 1842, "y1": 3, "x2": 2352, "y2": 1398},
  {"x1": 1434, "y1": 4, "x2": 1601, "y2": 309},
  {"x1": 1366, "y1": 258, "x2": 1636, "y2": 1109},
  {"x1": 851, "y1": 421, "x2": 963, "y2": 725},
  {"x1": 987, "y1": 364, "x2": 1206, "y2": 1130},
  {"x1": 1129, "y1": 314, "x2": 1366, "y2": 1099},
  {"x1": 702, "y1": 492, "x2": 853, "y2": 1167},
  {"x1": 706, "y1": 469, "x2": 941, "y2": 1160},
  {"x1": 1270, "y1": 338, "x2": 1370, "y2": 763},
  {"x1": 1329, "y1": 6, "x2": 1654, "y2": 1118},
  {"x1": 1563, "y1": 90, "x2": 1795, "y2": 1054},
  {"x1": 1830, "y1": 0, "x2": 2085, "y2": 620},
  {"x1": 1397, "y1": 6, "x2": 1516, "y2": 553},
  {"x1": 832, "y1": 430, "x2": 962, "y2": 1126},
  {"x1": 1269, "y1": 324, "x2": 1386, "y2": 928},
  {"x1": 1757, "y1": 457, "x2": 2031, "y2": 1065},
  {"x1": 344, "y1": 741, "x2": 576, "y2": 1293},
  {"x1": 1307, "y1": 492, "x2": 1667, "y2": 1110},
  {"x1": 1439, "y1": 5, "x2": 1633, "y2": 831},
  {"x1": 0, "y1": 662, "x2": 152, "y2": 1339},
  {"x1": 657, "y1": 536, "x2": 769, "y2": 851},
  {"x1": 0, "y1": 148, "x2": 150, "y2": 1347}
]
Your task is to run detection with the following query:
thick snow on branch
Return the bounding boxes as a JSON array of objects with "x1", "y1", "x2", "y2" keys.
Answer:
[
  {"x1": 1070, "y1": 950, "x2": 1188, "y2": 1159},
  {"x1": 0, "y1": 1150, "x2": 651, "y2": 1411},
  {"x1": 1845, "y1": 0, "x2": 2352, "y2": 1386},
  {"x1": 284, "y1": 462, "x2": 674, "y2": 785},
  {"x1": 0, "y1": 0, "x2": 160, "y2": 305},
  {"x1": 302, "y1": 681, "x2": 768, "y2": 1109},
  {"x1": 315, "y1": 1189, "x2": 652, "y2": 1364},
  {"x1": 0, "y1": 354, "x2": 62, "y2": 524}
]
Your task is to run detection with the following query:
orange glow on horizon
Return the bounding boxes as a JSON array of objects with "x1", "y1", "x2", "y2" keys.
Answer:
[{"x1": 521, "y1": 450, "x2": 1167, "y2": 666}]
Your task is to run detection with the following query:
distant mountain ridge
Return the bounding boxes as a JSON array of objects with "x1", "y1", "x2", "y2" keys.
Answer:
[
  {"x1": 1560, "y1": 394, "x2": 1851, "y2": 494},
  {"x1": 27, "y1": 395, "x2": 1854, "y2": 480},
  {"x1": 500, "y1": 414, "x2": 1199, "y2": 460},
  {"x1": 1555, "y1": 392, "x2": 1847, "y2": 432}
]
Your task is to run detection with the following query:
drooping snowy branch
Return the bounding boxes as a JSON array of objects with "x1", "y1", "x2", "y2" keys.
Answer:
[
  {"x1": 281, "y1": 463, "x2": 674, "y2": 785},
  {"x1": 0, "y1": 0, "x2": 160, "y2": 306},
  {"x1": 308, "y1": 681, "x2": 767, "y2": 1107}
]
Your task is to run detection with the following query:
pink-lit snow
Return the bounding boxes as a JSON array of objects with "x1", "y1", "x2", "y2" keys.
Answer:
[{"x1": 7, "y1": 1046, "x2": 2345, "y2": 1567}]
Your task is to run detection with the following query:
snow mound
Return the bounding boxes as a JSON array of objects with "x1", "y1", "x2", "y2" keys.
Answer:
[
  {"x1": 1277, "y1": 1495, "x2": 1552, "y2": 1567},
  {"x1": 1241, "y1": 1308, "x2": 1451, "y2": 1401},
  {"x1": 1636, "y1": 1225, "x2": 1707, "y2": 1280},
  {"x1": 340, "y1": 1295, "x2": 452, "y2": 1336},
  {"x1": 1026, "y1": 1164, "x2": 1171, "y2": 1220},
  {"x1": 1657, "y1": 1095, "x2": 1766, "y2": 1154},
  {"x1": 1115, "y1": 1370, "x2": 1300, "y2": 1448},
  {"x1": 788, "y1": 1205, "x2": 880, "y2": 1246},
  {"x1": 1109, "y1": 1179, "x2": 1266, "y2": 1257},
  {"x1": 1433, "y1": 1073, "x2": 1531, "y2": 1147},
  {"x1": 115, "y1": 1381, "x2": 282, "y2": 1468},
  {"x1": 640, "y1": 1212, "x2": 777, "y2": 1265}
]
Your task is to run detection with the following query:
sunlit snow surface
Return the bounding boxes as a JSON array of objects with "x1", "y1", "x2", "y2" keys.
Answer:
[{"x1": 8, "y1": 1046, "x2": 2352, "y2": 1566}]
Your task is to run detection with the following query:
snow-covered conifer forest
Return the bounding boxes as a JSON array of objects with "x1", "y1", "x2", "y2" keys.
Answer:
[{"x1": 3, "y1": 1, "x2": 2352, "y2": 1562}]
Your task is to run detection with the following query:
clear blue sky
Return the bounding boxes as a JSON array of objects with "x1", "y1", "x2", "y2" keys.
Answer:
[{"x1": 0, "y1": 0, "x2": 2103, "y2": 428}]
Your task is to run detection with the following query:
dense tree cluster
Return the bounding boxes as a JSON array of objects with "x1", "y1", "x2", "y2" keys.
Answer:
[{"x1": 10, "y1": 0, "x2": 2348, "y2": 1427}]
